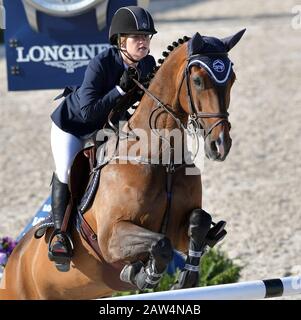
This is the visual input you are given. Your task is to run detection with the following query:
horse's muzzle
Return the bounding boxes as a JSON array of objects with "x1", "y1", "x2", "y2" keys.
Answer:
[{"x1": 205, "y1": 131, "x2": 232, "y2": 161}]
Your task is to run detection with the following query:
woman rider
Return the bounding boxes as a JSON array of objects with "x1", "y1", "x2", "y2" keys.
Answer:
[{"x1": 48, "y1": 6, "x2": 157, "y2": 270}]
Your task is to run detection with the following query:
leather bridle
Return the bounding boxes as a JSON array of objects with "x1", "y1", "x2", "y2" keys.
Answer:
[
  {"x1": 184, "y1": 53, "x2": 231, "y2": 139},
  {"x1": 132, "y1": 53, "x2": 232, "y2": 140}
]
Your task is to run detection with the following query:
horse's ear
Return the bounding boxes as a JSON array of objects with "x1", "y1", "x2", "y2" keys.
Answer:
[
  {"x1": 188, "y1": 32, "x2": 205, "y2": 55},
  {"x1": 221, "y1": 28, "x2": 246, "y2": 52}
]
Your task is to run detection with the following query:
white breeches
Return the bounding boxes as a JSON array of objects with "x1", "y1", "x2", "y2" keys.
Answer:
[{"x1": 51, "y1": 122, "x2": 84, "y2": 184}]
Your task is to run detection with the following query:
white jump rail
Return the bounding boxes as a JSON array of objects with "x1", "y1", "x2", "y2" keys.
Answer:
[{"x1": 104, "y1": 276, "x2": 301, "y2": 300}]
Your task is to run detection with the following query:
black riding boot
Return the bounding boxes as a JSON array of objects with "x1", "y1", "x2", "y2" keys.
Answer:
[{"x1": 48, "y1": 173, "x2": 73, "y2": 271}]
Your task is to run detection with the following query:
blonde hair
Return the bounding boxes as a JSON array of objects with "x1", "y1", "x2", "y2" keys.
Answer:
[{"x1": 118, "y1": 35, "x2": 128, "y2": 49}]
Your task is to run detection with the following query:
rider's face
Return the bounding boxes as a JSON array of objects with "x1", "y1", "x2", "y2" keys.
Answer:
[{"x1": 121, "y1": 34, "x2": 151, "y2": 64}]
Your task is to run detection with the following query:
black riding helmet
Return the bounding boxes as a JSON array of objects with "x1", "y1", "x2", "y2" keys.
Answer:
[{"x1": 109, "y1": 6, "x2": 157, "y2": 45}]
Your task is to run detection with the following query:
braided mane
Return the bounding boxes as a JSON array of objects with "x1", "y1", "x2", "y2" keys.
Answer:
[{"x1": 143, "y1": 36, "x2": 191, "y2": 86}]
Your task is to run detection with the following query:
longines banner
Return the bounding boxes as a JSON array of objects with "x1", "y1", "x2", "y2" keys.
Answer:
[{"x1": 4, "y1": 0, "x2": 149, "y2": 91}]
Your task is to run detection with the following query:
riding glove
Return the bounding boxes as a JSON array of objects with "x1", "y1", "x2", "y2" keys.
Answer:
[{"x1": 119, "y1": 67, "x2": 139, "y2": 92}]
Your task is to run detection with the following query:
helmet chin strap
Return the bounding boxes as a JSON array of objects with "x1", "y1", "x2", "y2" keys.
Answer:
[{"x1": 118, "y1": 48, "x2": 140, "y2": 64}]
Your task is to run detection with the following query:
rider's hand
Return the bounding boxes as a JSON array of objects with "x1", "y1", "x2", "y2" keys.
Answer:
[{"x1": 119, "y1": 67, "x2": 139, "y2": 92}]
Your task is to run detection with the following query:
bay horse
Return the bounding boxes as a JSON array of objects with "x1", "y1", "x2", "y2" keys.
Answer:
[{"x1": 0, "y1": 29, "x2": 245, "y2": 299}]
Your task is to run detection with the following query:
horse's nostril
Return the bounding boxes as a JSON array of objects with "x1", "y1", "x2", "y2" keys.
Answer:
[{"x1": 210, "y1": 141, "x2": 218, "y2": 153}]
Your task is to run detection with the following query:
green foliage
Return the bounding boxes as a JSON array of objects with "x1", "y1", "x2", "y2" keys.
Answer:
[
  {"x1": 112, "y1": 248, "x2": 242, "y2": 297},
  {"x1": 199, "y1": 249, "x2": 241, "y2": 286}
]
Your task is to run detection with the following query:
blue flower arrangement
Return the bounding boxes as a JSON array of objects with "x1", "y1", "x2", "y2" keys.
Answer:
[{"x1": 0, "y1": 237, "x2": 18, "y2": 268}]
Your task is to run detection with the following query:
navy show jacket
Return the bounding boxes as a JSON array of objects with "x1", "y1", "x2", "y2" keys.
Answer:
[{"x1": 51, "y1": 46, "x2": 156, "y2": 138}]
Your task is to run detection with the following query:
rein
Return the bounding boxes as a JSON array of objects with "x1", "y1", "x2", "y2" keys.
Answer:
[{"x1": 132, "y1": 78, "x2": 185, "y2": 131}]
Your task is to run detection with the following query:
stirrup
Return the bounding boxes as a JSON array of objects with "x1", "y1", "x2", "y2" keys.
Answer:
[{"x1": 48, "y1": 230, "x2": 74, "y2": 272}]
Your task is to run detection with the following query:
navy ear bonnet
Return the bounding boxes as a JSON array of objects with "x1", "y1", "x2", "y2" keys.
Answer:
[{"x1": 187, "y1": 29, "x2": 246, "y2": 86}]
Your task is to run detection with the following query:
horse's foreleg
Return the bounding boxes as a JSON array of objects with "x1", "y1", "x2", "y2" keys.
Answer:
[
  {"x1": 172, "y1": 208, "x2": 212, "y2": 289},
  {"x1": 130, "y1": 235, "x2": 174, "y2": 290},
  {"x1": 102, "y1": 221, "x2": 173, "y2": 290}
]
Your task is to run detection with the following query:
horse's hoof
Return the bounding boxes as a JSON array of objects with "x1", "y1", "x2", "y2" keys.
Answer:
[
  {"x1": 120, "y1": 261, "x2": 144, "y2": 285},
  {"x1": 171, "y1": 282, "x2": 180, "y2": 290},
  {"x1": 172, "y1": 269, "x2": 199, "y2": 289}
]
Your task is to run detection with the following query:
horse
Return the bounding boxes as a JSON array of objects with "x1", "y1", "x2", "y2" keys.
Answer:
[{"x1": 0, "y1": 29, "x2": 245, "y2": 299}]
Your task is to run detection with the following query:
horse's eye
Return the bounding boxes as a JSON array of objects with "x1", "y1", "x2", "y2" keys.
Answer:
[{"x1": 193, "y1": 76, "x2": 204, "y2": 89}]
